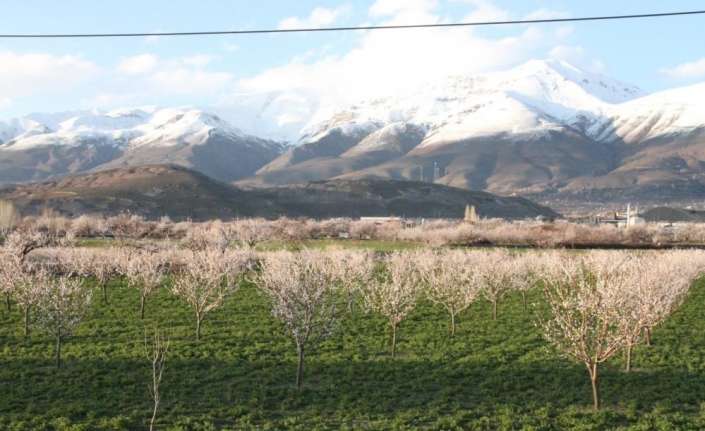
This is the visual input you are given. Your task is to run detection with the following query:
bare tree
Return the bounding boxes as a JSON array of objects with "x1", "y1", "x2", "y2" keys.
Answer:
[
  {"x1": 418, "y1": 250, "x2": 480, "y2": 336},
  {"x1": 0, "y1": 247, "x2": 16, "y2": 312},
  {"x1": 46, "y1": 247, "x2": 118, "y2": 304},
  {"x1": 257, "y1": 250, "x2": 339, "y2": 388},
  {"x1": 0, "y1": 199, "x2": 20, "y2": 236},
  {"x1": 51, "y1": 246, "x2": 92, "y2": 278},
  {"x1": 3, "y1": 230, "x2": 53, "y2": 265},
  {"x1": 326, "y1": 249, "x2": 376, "y2": 315},
  {"x1": 91, "y1": 250, "x2": 118, "y2": 305},
  {"x1": 360, "y1": 251, "x2": 422, "y2": 358},
  {"x1": 538, "y1": 251, "x2": 635, "y2": 410},
  {"x1": 183, "y1": 220, "x2": 238, "y2": 253},
  {"x1": 171, "y1": 249, "x2": 245, "y2": 341},
  {"x1": 34, "y1": 275, "x2": 92, "y2": 368},
  {"x1": 1, "y1": 230, "x2": 58, "y2": 328},
  {"x1": 620, "y1": 251, "x2": 702, "y2": 372},
  {"x1": 10, "y1": 261, "x2": 45, "y2": 337},
  {"x1": 512, "y1": 251, "x2": 551, "y2": 312},
  {"x1": 145, "y1": 327, "x2": 169, "y2": 431},
  {"x1": 234, "y1": 218, "x2": 271, "y2": 249},
  {"x1": 475, "y1": 250, "x2": 521, "y2": 320},
  {"x1": 122, "y1": 249, "x2": 166, "y2": 320}
]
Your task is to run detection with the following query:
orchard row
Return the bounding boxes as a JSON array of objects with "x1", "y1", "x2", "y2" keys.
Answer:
[{"x1": 1, "y1": 230, "x2": 704, "y2": 412}]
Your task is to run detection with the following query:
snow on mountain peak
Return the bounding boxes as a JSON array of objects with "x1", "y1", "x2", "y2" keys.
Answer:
[
  {"x1": 57, "y1": 110, "x2": 150, "y2": 133},
  {"x1": 3, "y1": 59, "x2": 705, "y2": 156},
  {"x1": 0, "y1": 107, "x2": 247, "y2": 151},
  {"x1": 130, "y1": 108, "x2": 245, "y2": 148},
  {"x1": 597, "y1": 81, "x2": 705, "y2": 143},
  {"x1": 0, "y1": 118, "x2": 44, "y2": 144},
  {"x1": 298, "y1": 59, "x2": 647, "y2": 149},
  {"x1": 504, "y1": 59, "x2": 645, "y2": 105}
]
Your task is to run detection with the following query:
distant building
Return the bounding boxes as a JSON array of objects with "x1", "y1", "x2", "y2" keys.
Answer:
[
  {"x1": 359, "y1": 216, "x2": 403, "y2": 224},
  {"x1": 359, "y1": 217, "x2": 418, "y2": 228},
  {"x1": 594, "y1": 204, "x2": 646, "y2": 228},
  {"x1": 464, "y1": 205, "x2": 479, "y2": 224}
]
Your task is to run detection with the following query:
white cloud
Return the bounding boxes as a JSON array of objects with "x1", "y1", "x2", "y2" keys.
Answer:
[
  {"x1": 114, "y1": 54, "x2": 233, "y2": 97},
  {"x1": 549, "y1": 45, "x2": 605, "y2": 74},
  {"x1": 0, "y1": 97, "x2": 11, "y2": 110},
  {"x1": 75, "y1": 53, "x2": 235, "y2": 112},
  {"x1": 0, "y1": 51, "x2": 99, "y2": 99},
  {"x1": 661, "y1": 58, "x2": 705, "y2": 79},
  {"x1": 86, "y1": 92, "x2": 141, "y2": 108},
  {"x1": 223, "y1": 42, "x2": 240, "y2": 53},
  {"x1": 523, "y1": 9, "x2": 570, "y2": 20},
  {"x1": 181, "y1": 54, "x2": 214, "y2": 68},
  {"x1": 278, "y1": 5, "x2": 350, "y2": 30},
  {"x1": 370, "y1": 0, "x2": 439, "y2": 22},
  {"x1": 118, "y1": 54, "x2": 158, "y2": 75},
  {"x1": 150, "y1": 68, "x2": 233, "y2": 95},
  {"x1": 234, "y1": 0, "x2": 573, "y2": 139},
  {"x1": 554, "y1": 26, "x2": 574, "y2": 39},
  {"x1": 456, "y1": 0, "x2": 510, "y2": 22}
]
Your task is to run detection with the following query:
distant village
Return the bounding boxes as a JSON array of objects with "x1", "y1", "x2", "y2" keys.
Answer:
[{"x1": 360, "y1": 202, "x2": 705, "y2": 232}]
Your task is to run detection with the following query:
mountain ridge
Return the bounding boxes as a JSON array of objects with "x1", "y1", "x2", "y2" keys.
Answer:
[
  {"x1": 0, "y1": 107, "x2": 287, "y2": 185},
  {"x1": 0, "y1": 164, "x2": 558, "y2": 220},
  {"x1": 240, "y1": 60, "x2": 705, "y2": 207},
  {"x1": 3, "y1": 59, "x2": 705, "y2": 209}
]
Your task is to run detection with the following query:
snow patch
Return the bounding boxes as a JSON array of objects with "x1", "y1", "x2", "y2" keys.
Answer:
[{"x1": 0, "y1": 107, "x2": 252, "y2": 151}]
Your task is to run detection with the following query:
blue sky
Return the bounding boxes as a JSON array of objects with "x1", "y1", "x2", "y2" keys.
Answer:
[{"x1": 1, "y1": 0, "x2": 704, "y2": 137}]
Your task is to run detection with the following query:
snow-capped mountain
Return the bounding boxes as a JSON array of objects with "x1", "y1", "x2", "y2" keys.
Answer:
[
  {"x1": 4, "y1": 59, "x2": 705, "y2": 208},
  {"x1": 297, "y1": 59, "x2": 643, "y2": 146},
  {"x1": 0, "y1": 107, "x2": 259, "y2": 151},
  {"x1": 244, "y1": 59, "x2": 705, "y2": 206},
  {"x1": 0, "y1": 107, "x2": 285, "y2": 184},
  {"x1": 594, "y1": 81, "x2": 705, "y2": 143}
]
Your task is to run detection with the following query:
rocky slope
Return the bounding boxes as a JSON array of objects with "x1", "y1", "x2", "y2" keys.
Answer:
[{"x1": 0, "y1": 164, "x2": 558, "y2": 221}]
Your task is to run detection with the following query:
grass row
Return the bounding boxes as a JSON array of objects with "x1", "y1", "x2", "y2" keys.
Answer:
[{"x1": 1, "y1": 275, "x2": 705, "y2": 430}]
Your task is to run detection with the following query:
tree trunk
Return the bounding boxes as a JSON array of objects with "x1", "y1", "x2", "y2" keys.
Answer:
[
  {"x1": 23, "y1": 306, "x2": 30, "y2": 337},
  {"x1": 587, "y1": 362, "x2": 600, "y2": 411},
  {"x1": 450, "y1": 313, "x2": 456, "y2": 337},
  {"x1": 625, "y1": 344, "x2": 633, "y2": 372},
  {"x1": 391, "y1": 322, "x2": 398, "y2": 358},
  {"x1": 644, "y1": 327, "x2": 652, "y2": 346},
  {"x1": 56, "y1": 335, "x2": 62, "y2": 369},
  {"x1": 140, "y1": 295, "x2": 146, "y2": 320},
  {"x1": 296, "y1": 344, "x2": 305, "y2": 389},
  {"x1": 195, "y1": 314, "x2": 202, "y2": 342},
  {"x1": 5, "y1": 293, "x2": 10, "y2": 312},
  {"x1": 521, "y1": 291, "x2": 527, "y2": 311},
  {"x1": 492, "y1": 300, "x2": 498, "y2": 321},
  {"x1": 150, "y1": 393, "x2": 159, "y2": 431}
]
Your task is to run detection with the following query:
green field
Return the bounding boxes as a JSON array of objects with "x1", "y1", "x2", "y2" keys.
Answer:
[{"x1": 2, "y1": 274, "x2": 705, "y2": 430}]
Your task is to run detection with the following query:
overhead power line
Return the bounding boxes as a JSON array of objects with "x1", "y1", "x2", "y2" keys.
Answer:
[{"x1": 0, "y1": 10, "x2": 704, "y2": 38}]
